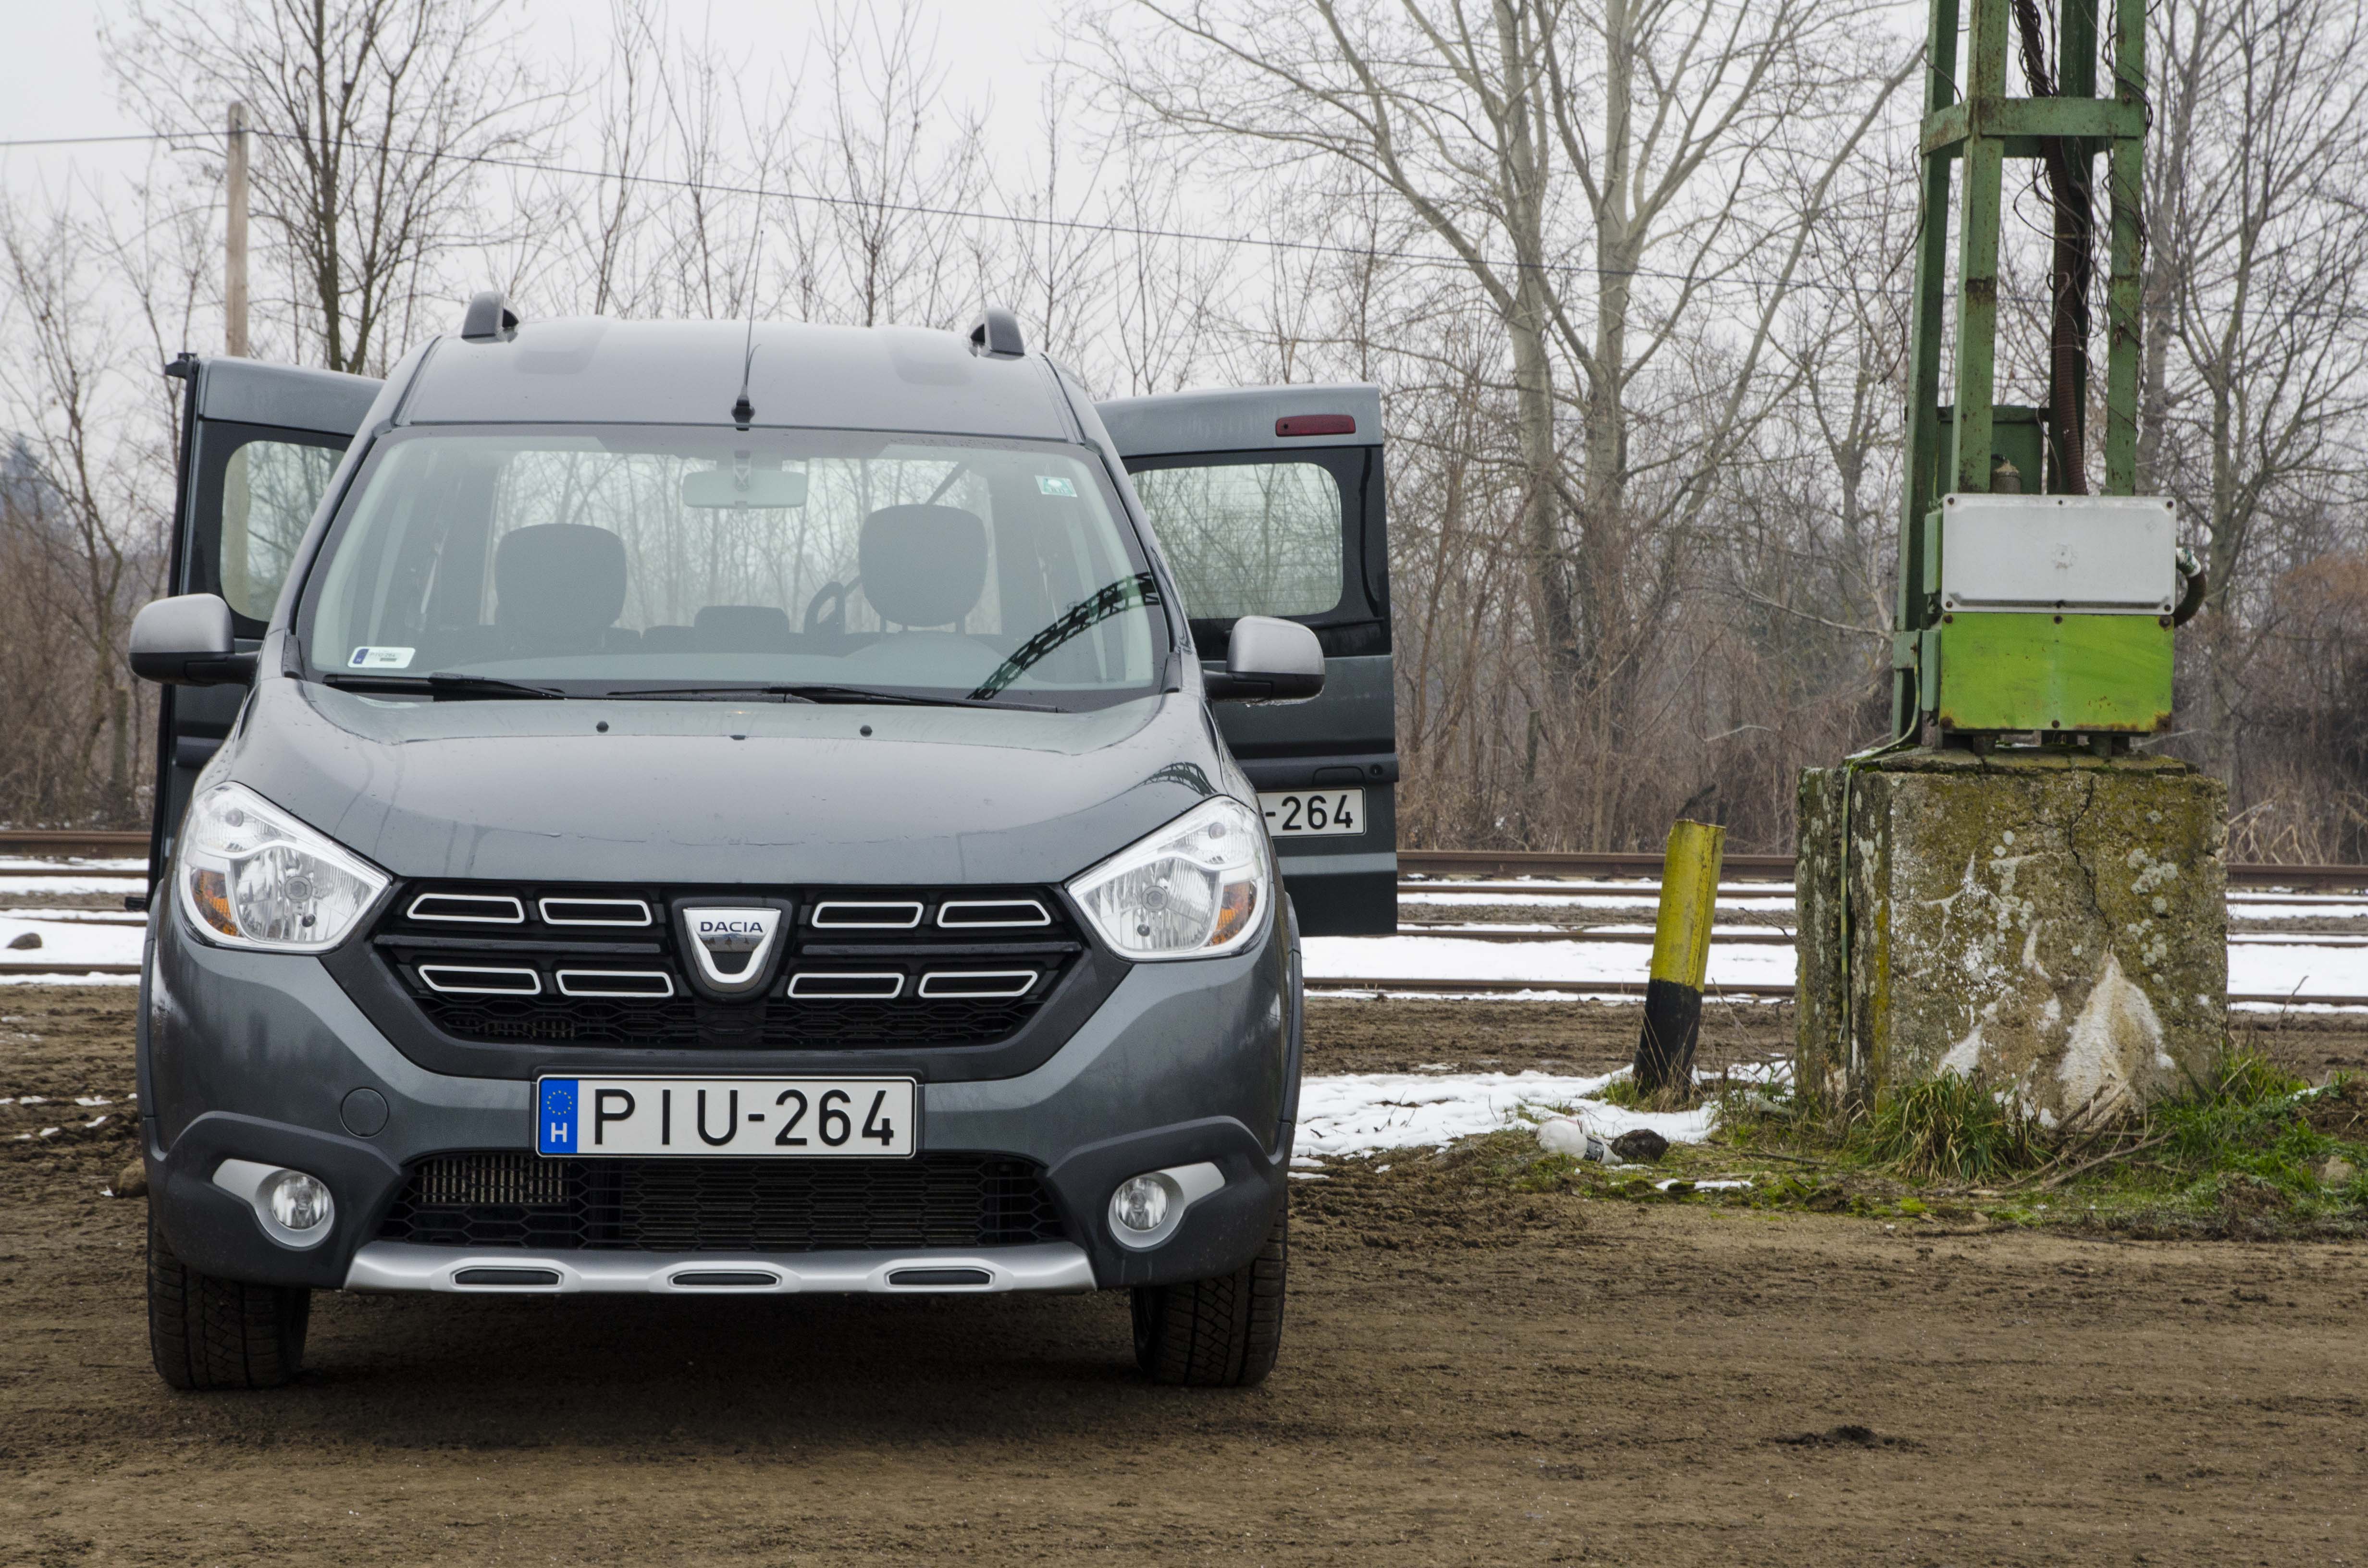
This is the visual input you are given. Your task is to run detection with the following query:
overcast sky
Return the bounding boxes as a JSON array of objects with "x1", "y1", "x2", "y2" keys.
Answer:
[{"x1": 1, "y1": 0, "x2": 1068, "y2": 194}]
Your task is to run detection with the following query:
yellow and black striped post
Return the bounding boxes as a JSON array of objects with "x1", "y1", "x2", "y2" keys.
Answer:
[{"x1": 1633, "y1": 818, "x2": 1726, "y2": 1098}]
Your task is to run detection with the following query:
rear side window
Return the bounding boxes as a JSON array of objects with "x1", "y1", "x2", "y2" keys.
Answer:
[
  {"x1": 1129, "y1": 461, "x2": 1344, "y2": 620},
  {"x1": 219, "y1": 438, "x2": 342, "y2": 622}
]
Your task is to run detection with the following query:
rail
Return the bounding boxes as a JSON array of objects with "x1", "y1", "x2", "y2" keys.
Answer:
[
  {"x1": 0, "y1": 829, "x2": 148, "y2": 856},
  {"x1": 1397, "y1": 847, "x2": 2368, "y2": 891}
]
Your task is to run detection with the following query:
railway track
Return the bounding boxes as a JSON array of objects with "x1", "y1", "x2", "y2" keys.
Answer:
[
  {"x1": 1298, "y1": 976, "x2": 2368, "y2": 1005},
  {"x1": 0, "y1": 830, "x2": 146, "y2": 857},
  {"x1": 1398, "y1": 846, "x2": 2368, "y2": 891}
]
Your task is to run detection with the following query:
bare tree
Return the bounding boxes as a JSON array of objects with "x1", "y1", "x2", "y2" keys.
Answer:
[
  {"x1": 0, "y1": 194, "x2": 162, "y2": 821},
  {"x1": 1094, "y1": 0, "x2": 1912, "y2": 840},
  {"x1": 796, "y1": 1, "x2": 986, "y2": 331},
  {"x1": 106, "y1": 0, "x2": 567, "y2": 374},
  {"x1": 2136, "y1": 0, "x2": 2368, "y2": 786}
]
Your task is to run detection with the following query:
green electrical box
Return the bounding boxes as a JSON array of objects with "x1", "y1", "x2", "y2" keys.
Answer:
[
  {"x1": 1918, "y1": 492, "x2": 2179, "y2": 735},
  {"x1": 1885, "y1": 0, "x2": 2176, "y2": 745}
]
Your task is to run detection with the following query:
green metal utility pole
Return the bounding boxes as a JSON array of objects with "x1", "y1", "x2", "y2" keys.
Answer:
[
  {"x1": 1797, "y1": 5, "x2": 2226, "y2": 1127},
  {"x1": 1891, "y1": 0, "x2": 2181, "y2": 745}
]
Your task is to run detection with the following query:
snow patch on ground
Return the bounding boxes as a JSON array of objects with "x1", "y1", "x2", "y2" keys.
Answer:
[
  {"x1": 0, "y1": 972, "x2": 140, "y2": 987},
  {"x1": 0, "y1": 914, "x2": 140, "y2": 970},
  {"x1": 1296, "y1": 1070, "x2": 1724, "y2": 1158},
  {"x1": 1302, "y1": 933, "x2": 1801, "y2": 989},
  {"x1": 1304, "y1": 932, "x2": 2368, "y2": 1001}
]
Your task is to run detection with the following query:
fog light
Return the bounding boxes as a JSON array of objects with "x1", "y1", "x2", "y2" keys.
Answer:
[
  {"x1": 263, "y1": 1170, "x2": 333, "y2": 1232},
  {"x1": 1112, "y1": 1174, "x2": 1172, "y2": 1234}
]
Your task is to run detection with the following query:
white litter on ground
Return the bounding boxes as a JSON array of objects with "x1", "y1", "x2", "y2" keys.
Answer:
[{"x1": 1656, "y1": 1178, "x2": 1754, "y2": 1192}]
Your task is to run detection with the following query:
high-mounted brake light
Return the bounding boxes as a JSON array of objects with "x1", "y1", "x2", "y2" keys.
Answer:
[{"x1": 1275, "y1": 414, "x2": 1355, "y2": 438}]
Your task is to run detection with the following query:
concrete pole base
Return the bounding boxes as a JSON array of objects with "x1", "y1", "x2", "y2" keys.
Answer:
[{"x1": 1797, "y1": 749, "x2": 2228, "y2": 1123}]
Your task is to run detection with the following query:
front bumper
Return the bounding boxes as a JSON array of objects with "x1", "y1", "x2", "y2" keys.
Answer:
[
  {"x1": 345, "y1": 1240, "x2": 1096, "y2": 1295},
  {"x1": 141, "y1": 901, "x2": 1301, "y2": 1295}
]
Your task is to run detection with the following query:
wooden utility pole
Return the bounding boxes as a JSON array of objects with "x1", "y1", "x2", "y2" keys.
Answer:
[{"x1": 225, "y1": 101, "x2": 249, "y2": 357}]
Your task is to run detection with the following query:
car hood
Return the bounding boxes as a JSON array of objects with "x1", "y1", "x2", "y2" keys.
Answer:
[{"x1": 216, "y1": 677, "x2": 1236, "y2": 886}]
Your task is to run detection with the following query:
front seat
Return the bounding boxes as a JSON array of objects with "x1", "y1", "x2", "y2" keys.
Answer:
[
  {"x1": 860, "y1": 505, "x2": 988, "y2": 628},
  {"x1": 494, "y1": 524, "x2": 629, "y2": 656}
]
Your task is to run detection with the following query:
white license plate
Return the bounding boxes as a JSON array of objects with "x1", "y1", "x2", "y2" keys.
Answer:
[
  {"x1": 1258, "y1": 788, "x2": 1366, "y2": 837},
  {"x1": 535, "y1": 1077, "x2": 915, "y2": 1157}
]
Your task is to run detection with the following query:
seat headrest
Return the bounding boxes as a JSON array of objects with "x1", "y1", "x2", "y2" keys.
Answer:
[
  {"x1": 860, "y1": 505, "x2": 988, "y2": 628},
  {"x1": 694, "y1": 604, "x2": 792, "y2": 653},
  {"x1": 494, "y1": 524, "x2": 627, "y2": 652}
]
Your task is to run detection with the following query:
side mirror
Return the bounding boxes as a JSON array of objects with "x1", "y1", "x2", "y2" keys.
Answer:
[
  {"x1": 129, "y1": 594, "x2": 256, "y2": 686},
  {"x1": 1205, "y1": 615, "x2": 1325, "y2": 704}
]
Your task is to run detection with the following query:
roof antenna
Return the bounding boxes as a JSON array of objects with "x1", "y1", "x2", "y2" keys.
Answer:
[{"x1": 732, "y1": 212, "x2": 764, "y2": 430}]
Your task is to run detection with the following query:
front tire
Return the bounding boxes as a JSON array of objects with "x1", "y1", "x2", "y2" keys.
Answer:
[
  {"x1": 1131, "y1": 1205, "x2": 1287, "y2": 1387},
  {"x1": 147, "y1": 1213, "x2": 310, "y2": 1390}
]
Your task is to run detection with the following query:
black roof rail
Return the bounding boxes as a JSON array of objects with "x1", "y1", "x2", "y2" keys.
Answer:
[
  {"x1": 460, "y1": 290, "x2": 520, "y2": 343},
  {"x1": 968, "y1": 305, "x2": 1024, "y2": 360}
]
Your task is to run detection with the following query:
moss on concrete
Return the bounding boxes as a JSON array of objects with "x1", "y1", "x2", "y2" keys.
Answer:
[{"x1": 1798, "y1": 749, "x2": 2227, "y2": 1120}]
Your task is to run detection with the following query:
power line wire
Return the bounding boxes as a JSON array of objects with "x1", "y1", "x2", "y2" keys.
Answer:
[{"x1": 0, "y1": 124, "x2": 1923, "y2": 300}]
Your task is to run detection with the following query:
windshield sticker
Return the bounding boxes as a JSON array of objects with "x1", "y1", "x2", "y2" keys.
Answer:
[
  {"x1": 347, "y1": 646, "x2": 416, "y2": 670},
  {"x1": 1035, "y1": 475, "x2": 1077, "y2": 497}
]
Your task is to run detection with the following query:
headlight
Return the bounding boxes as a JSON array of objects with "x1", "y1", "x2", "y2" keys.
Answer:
[
  {"x1": 1068, "y1": 797, "x2": 1270, "y2": 960},
  {"x1": 178, "y1": 782, "x2": 388, "y2": 952}
]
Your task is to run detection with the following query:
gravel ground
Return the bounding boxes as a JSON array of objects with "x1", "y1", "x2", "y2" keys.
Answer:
[{"x1": 3, "y1": 986, "x2": 2366, "y2": 1566}]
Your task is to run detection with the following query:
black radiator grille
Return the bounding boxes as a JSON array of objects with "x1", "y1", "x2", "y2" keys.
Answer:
[
  {"x1": 377, "y1": 1151, "x2": 1068, "y2": 1251},
  {"x1": 371, "y1": 882, "x2": 1081, "y2": 1050}
]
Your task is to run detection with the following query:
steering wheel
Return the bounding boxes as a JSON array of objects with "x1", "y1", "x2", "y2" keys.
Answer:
[{"x1": 802, "y1": 577, "x2": 857, "y2": 637}]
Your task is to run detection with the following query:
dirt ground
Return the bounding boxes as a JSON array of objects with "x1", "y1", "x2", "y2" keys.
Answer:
[
  {"x1": 1299, "y1": 994, "x2": 2368, "y2": 1082},
  {"x1": 5, "y1": 985, "x2": 2367, "y2": 1567}
]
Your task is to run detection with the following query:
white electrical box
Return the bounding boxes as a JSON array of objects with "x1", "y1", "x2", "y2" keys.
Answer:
[{"x1": 1936, "y1": 493, "x2": 2178, "y2": 614}]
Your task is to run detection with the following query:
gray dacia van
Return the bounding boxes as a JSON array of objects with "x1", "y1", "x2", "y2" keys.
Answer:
[{"x1": 126, "y1": 297, "x2": 1395, "y2": 1391}]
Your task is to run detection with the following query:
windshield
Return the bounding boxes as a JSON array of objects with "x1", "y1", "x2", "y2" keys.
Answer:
[{"x1": 298, "y1": 426, "x2": 1169, "y2": 708}]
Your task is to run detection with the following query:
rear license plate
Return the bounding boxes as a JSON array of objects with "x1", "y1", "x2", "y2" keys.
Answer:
[
  {"x1": 535, "y1": 1077, "x2": 915, "y2": 1158},
  {"x1": 1257, "y1": 788, "x2": 1366, "y2": 837}
]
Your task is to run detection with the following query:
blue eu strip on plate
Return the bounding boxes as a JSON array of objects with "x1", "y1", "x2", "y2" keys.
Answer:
[{"x1": 538, "y1": 1078, "x2": 579, "y2": 1154}]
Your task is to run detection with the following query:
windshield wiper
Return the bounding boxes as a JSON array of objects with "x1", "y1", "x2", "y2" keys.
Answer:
[
  {"x1": 970, "y1": 574, "x2": 1161, "y2": 700},
  {"x1": 782, "y1": 684, "x2": 1059, "y2": 712},
  {"x1": 599, "y1": 685, "x2": 819, "y2": 703},
  {"x1": 602, "y1": 681, "x2": 1053, "y2": 711},
  {"x1": 323, "y1": 672, "x2": 568, "y2": 700}
]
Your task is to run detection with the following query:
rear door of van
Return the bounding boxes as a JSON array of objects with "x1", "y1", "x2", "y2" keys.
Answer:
[
  {"x1": 150, "y1": 356, "x2": 382, "y2": 882},
  {"x1": 1098, "y1": 385, "x2": 1394, "y2": 935}
]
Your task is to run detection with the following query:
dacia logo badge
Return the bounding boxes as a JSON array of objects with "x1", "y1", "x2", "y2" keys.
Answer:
[{"x1": 678, "y1": 905, "x2": 784, "y2": 996}]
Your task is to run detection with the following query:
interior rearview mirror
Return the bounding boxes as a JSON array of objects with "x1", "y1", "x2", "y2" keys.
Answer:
[
  {"x1": 129, "y1": 593, "x2": 255, "y2": 686},
  {"x1": 1206, "y1": 615, "x2": 1325, "y2": 704},
  {"x1": 681, "y1": 466, "x2": 808, "y2": 510}
]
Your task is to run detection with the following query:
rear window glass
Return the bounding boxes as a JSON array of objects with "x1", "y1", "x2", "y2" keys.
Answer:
[
  {"x1": 1128, "y1": 461, "x2": 1344, "y2": 620},
  {"x1": 218, "y1": 437, "x2": 342, "y2": 622}
]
